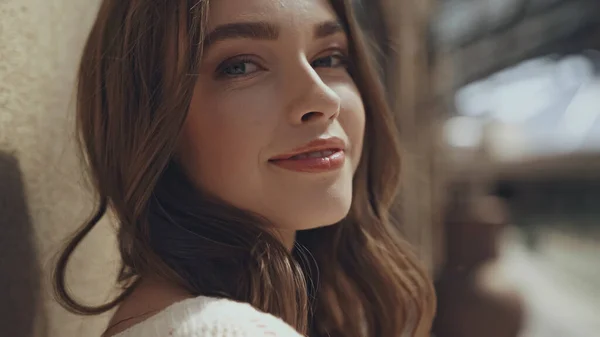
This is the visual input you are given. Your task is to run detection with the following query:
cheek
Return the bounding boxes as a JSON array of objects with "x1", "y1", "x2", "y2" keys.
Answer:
[
  {"x1": 178, "y1": 86, "x2": 277, "y2": 196},
  {"x1": 337, "y1": 86, "x2": 365, "y2": 170}
]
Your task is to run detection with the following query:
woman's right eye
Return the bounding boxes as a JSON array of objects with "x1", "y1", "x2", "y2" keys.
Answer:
[{"x1": 216, "y1": 57, "x2": 261, "y2": 79}]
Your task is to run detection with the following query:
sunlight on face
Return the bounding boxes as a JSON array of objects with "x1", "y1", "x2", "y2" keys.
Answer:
[{"x1": 178, "y1": 0, "x2": 365, "y2": 233}]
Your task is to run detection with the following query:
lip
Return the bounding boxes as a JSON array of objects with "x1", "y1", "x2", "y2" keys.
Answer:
[{"x1": 269, "y1": 137, "x2": 347, "y2": 173}]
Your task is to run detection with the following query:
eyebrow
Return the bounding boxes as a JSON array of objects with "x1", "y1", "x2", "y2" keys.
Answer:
[
  {"x1": 203, "y1": 22, "x2": 279, "y2": 48},
  {"x1": 314, "y1": 20, "x2": 344, "y2": 39},
  {"x1": 202, "y1": 20, "x2": 345, "y2": 48}
]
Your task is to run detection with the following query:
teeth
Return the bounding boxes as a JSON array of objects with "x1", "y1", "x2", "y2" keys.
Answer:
[{"x1": 292, "y1": 150, "x2": 336, "y2": 159}]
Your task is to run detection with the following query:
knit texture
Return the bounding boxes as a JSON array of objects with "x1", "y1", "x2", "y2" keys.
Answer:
[{"x1": 114, "y1": 297, "x2": 304, "y2": 337}]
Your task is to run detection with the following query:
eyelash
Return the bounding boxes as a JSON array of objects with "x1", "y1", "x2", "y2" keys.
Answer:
[
  {"x1": 214, "y1": 50, "x2": 350, "y2": 79},
  {"x1": 215, "y1": 55, "x2": 261, "y2": 79},
  {"x1": 311, "y1": 51, "x2": 349, "y2": 69}
]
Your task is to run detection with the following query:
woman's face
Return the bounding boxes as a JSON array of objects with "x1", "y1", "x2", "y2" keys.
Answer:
[{"x1": 179, "y1": 0, "x2": 365, "y2": 234}]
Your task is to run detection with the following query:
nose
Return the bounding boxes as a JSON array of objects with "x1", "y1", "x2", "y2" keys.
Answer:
[{"x1": 285, "y1": 63, "x2": 341, "y2": 126}]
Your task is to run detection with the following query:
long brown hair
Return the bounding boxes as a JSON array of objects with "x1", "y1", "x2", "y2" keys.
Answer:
[{"x1": 53, "y1": 0, "x2": 436, "y2": 336}]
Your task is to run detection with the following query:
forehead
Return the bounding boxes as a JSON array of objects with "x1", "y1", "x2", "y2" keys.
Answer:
[{"x1": 206, "y1": 0, "x2": 338, "y2": 29}]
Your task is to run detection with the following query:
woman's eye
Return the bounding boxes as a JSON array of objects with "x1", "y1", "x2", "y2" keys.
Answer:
[
  {"x1": 311, "y1": 54, "x2": 348, "y2": 68},
  {"x1": 217, "y1": 59, "x2": 260, "y2": 78}
]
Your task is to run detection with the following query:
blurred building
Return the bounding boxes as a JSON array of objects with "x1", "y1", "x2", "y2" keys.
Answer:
[{"x1": 433, "y1": 1, "x2": 600, "y2": 336}]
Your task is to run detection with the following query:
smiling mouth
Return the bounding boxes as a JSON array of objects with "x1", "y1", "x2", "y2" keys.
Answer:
[
  {"x1": 269, "y1": 138, "x2": 347, "y2": 173},
  {"x1": 285, "y1": 149, "x2": 340, "y2": 160},
  {"x1": 269, "y1": 149, "x2": 345, "y2": 173}
]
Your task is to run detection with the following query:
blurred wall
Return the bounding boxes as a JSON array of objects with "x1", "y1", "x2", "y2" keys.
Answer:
[{"x1": 0, "y1": 1, "x2": 119, "y2": 336}]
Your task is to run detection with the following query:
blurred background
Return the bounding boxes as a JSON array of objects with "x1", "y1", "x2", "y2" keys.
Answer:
[
  {"x1": 1, "y1": 0, "x2": 599, "y2": 336},
  {"x1": 432, "y1": 1, "x2": 600, "y2": 336}
]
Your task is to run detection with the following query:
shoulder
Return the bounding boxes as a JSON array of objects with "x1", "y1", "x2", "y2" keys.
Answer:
[
  {"x1": 171, "y1": 297, "x2": 304, "y2": 337},
  {"x1": 114, "y1": 296, "x2": 304, "y2": 337}
]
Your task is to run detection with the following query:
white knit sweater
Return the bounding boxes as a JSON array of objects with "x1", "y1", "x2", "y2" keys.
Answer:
[{"x1": 113, "y1": 296, "x2": 304, "y2": 337}]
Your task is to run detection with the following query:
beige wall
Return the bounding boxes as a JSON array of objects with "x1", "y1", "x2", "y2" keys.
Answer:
[{"x1": 0, "y1": 1, "x2": 119, "y2": 336}]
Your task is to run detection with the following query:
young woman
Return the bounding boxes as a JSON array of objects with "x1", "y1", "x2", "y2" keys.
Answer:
[{"x1": 53, "y1": 0, "x2": 436, "y2": 336}]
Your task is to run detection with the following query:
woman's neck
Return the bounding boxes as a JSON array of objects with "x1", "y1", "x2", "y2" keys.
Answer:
[{"x1": 273, "y1": 228, "x2": 297, "y2": 251}]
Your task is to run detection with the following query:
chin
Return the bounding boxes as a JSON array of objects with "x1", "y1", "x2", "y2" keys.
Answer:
[
  {"x1": 279, "y1": 188, "x2": 354, "y2": 231},
  {"x1": 314, "y1": 197, "x2": 353, "y2": 228},
  {"x1": 259, "y1": 164, "x2": 357, "y2": 231}
]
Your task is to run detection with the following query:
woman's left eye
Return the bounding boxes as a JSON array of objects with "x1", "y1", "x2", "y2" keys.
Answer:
[
  {"x1": 215, "y1": 56, "x2": 263, "y2": 79},
  {"x1": 311, "y1": 54, "x2": 348, "y2": 68}
]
